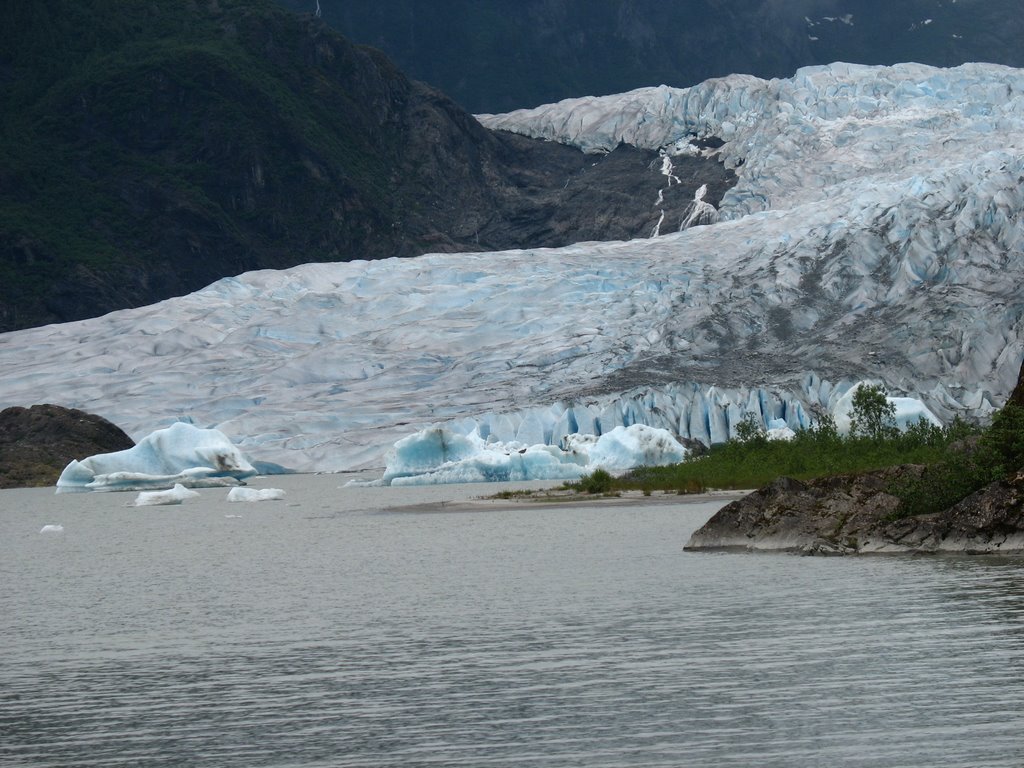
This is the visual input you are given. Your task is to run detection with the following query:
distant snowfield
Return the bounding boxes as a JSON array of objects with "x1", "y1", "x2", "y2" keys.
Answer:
[{"x1": 3, "y1": 62, "x2": 1023, "y2": 473}]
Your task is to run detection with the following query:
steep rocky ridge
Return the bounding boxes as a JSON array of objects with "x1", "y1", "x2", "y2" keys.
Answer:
[{"x1": 0, "y1": 0, "x2": 733, "y2": 332}]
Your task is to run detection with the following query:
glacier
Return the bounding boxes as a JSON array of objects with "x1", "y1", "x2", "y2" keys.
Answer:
[{"x1": 2, "y1": 62, "x2": 1023, "y2": 475}]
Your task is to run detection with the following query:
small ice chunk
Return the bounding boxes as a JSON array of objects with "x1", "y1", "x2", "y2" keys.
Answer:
[
  {"x1": 227, "y1": 487, "x2": 285, "y2": 502},
  {"x1": 767, "y1": 426, "x2": 797, "y2": 441},
  {"x1": 131, "y1": 483, "x2": 200, "y2": 507}
]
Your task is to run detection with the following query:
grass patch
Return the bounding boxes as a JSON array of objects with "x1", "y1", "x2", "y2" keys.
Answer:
[
  {"x1": 620, "y1": 418, "x2": 970, "y2": 493},
  {"x1": 569, "y1": 468, "x2": 614, "y2": 494}
]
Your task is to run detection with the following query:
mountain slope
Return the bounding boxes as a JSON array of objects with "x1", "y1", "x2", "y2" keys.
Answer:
[
  {"x1": 277, "y1": 0, "x2": 1024, "y2": 113},
  {"x1": 0, "y1": 0, "x2": 732, "y2": 331}
]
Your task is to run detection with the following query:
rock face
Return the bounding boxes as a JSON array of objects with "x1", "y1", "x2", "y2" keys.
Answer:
[
  {"x1": 0, "y1": 405, "x2": 135, "y2": 489},
  {"x1": 685, "y1": 466, "x2": 1024, "y2": 555}
]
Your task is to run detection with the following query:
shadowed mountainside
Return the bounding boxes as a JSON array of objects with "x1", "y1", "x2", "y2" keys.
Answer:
[{"x1": 0, "y1": 0, "x2": 733, "y2": 332}]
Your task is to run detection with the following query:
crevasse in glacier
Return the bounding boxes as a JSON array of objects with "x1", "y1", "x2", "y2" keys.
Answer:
[{"x1": 0, "y1": 62, "x2": 1021, "y2": 474}]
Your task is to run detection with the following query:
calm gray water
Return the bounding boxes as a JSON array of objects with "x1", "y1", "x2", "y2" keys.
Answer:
[{"x1": 3, "y1": 475, "x2": 1024, "y2": 767}]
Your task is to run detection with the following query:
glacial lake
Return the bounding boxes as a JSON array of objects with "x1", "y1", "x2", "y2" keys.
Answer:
[{"x1": 3, "y1": 474, "x2": 1024, "y2": 767}]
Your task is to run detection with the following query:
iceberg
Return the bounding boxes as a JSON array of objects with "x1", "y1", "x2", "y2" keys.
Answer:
[
  {"x1": 131, "y1": 484, "x2": 201, "y2": 507},
  {"x1": 766, "y1": 419, "x2": 798, "y2": 441},
  {"x1": 57, "y1": 422, "x2": 256, "y2": 492},
  {"x1": 361, "y1": 424, "x2": 688, "y2": 486},
  {"x1": 226, "y1": 487, "x2": 286, "y2": 502},
  {"x1": 39, "y1": 524, "x2": 64, "y2": 534},
  {"x1": 1, "y1": 63, "x2": 1023, "y2": 474}
]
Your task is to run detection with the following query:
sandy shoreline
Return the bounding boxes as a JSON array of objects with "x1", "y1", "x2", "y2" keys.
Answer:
[{"x1": 391, "y1": 488, "x2": 753, "y2": 514}]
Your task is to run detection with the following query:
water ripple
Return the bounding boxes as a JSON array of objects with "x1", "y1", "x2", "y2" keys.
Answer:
[{"x1": 3, "y1": 486, "x2": 1024, "y2": 766}]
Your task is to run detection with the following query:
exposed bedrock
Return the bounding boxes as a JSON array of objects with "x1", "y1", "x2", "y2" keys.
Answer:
[{"x1": 685, "y1": 468, "x2": 1024, "y2": 556}]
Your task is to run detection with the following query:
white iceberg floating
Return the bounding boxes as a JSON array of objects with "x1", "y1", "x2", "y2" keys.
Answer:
[
  {"x1": 360, "y1": 423, "x2": 689, "y2": 486},
  {"x1": 226, "y1": 487, "x2": 285, "y2": 502},
  {"x1": 39, "y1": 524, "x2": 64, "y2": 534},
  {"x1": 130, "y1": 483, "x2": 201, "y2": 507},
  {"x1": 57, "y1": 422, "x2": 257, "y2": 493}
]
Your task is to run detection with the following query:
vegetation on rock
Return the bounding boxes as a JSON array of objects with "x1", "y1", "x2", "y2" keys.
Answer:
[{"x1": 655, "y1": 371, "x2": 1024, "y2": 551}]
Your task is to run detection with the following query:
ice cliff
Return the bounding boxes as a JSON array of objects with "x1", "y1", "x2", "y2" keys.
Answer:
[{"x1": 1, "y1": 62, "x2": 1022, "y2": 473}]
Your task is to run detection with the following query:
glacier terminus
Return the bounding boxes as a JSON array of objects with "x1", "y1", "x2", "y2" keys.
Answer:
[{"x1": 1, "y1": 62, "x2": 1022, "y2": 476}]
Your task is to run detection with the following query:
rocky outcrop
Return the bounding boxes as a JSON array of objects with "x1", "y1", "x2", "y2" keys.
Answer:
[
  {"x1": 0, "y1": 405, "x2": 134, "y2": 488},
  {"x1": 685, "y1": 466, "x2": 1024, "y2": 555}
]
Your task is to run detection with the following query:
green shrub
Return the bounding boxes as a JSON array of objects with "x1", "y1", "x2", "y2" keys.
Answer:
[
  {"x1": 889, "y1": 459, "x2": 990, "y2": 519},
  {"x1": 734, "y1": 413, "x2": 766, "y2": 443},
  {"x1": 577, "y1": 468, "x2": 614, "y2": 494},
  {"x1": 979, "y1": 403, "x2": 1024, "y2": 476}
]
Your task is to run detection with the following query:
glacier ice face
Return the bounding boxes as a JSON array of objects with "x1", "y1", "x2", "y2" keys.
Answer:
[
  {"x1": 57, "y1": 423, "x2": 256, "y2": 492},
  {"x1": 362, "y1": 424, "x2": 687, "y2": 486},
  {"x1": 1, "y1": 62, "x2": 1023, "y2": 474}
]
